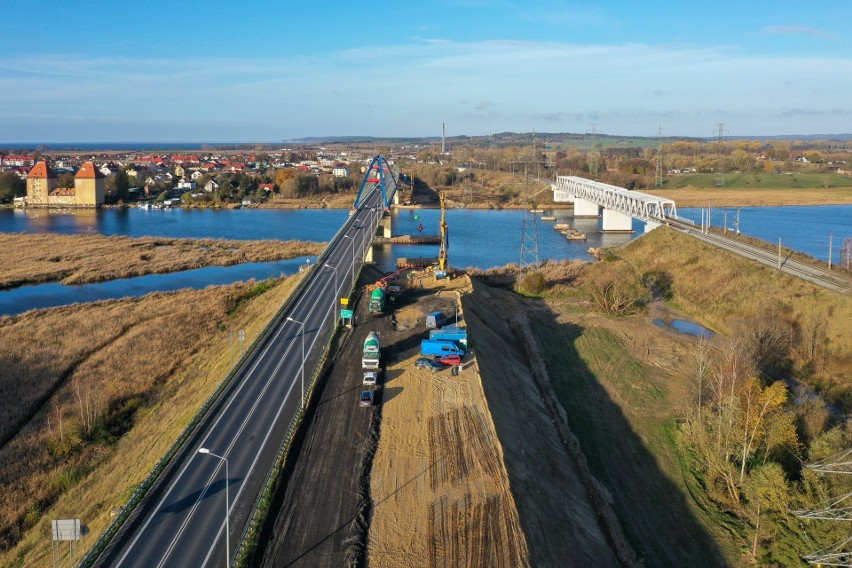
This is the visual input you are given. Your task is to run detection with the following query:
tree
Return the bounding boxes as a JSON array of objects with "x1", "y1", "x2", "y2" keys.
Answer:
[
  {"x1": 743, "y1": 463, "x2": 789, "y2": 561},
  {"x1": 739, "y1": 378, "x2": 788, "y2": 482},
  {"x1": 0, "y1": 172, "x2": 25, "y2": 202}
]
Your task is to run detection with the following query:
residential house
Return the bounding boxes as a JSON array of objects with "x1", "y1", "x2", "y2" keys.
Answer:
[
  {"x1": 332, "y1": 166, "x2": 350, "y2": 178},
  {"x1": 204, "y1": 179, "x2": 220, "y2": 192}
]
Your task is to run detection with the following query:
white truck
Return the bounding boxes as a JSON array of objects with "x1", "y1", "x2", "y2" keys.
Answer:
[{"x1": 362, "y1": 331, "x2": 380, "y2": 370}]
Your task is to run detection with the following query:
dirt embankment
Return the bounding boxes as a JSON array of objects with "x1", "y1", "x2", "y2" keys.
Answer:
[
  {"x1": 0, "y1": 233, "x2": 324, "y2": 288},
  {"x1": 367, "y1": 275, "x2": 531, "y2": 568}
]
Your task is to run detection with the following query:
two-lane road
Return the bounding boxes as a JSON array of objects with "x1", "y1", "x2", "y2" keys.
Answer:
[{"x1": 92, "y1": 187, "x2": 386, "y2": 567}]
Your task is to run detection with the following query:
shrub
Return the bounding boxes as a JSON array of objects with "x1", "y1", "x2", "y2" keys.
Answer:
[{"x1": 582, "y1": 260, "x2": 650, "y2": 314}]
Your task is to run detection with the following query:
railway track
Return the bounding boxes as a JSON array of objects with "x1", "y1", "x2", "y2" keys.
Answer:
[{"x1": 666, "y1": 218, "x2": 852, "y2": 295}]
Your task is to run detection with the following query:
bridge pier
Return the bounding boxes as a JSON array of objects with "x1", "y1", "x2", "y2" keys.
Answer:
[
  {"x1": 573, "y1": 198, "x2": 600, "y2": 218},
  {"x1": 601, "y1": 209, "x2": 634, "y2": 233},
  {"x1": 379, "y1": 213, "x2": 392, "y2": 238},
  {"x1": 644, "y1": 220, "x2": 661, "y2": 233}
]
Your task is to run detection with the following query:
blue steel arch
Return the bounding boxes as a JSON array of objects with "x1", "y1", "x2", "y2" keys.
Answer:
[{"x1": 352, "y1": 155, "x2": 398, "y2": 212}]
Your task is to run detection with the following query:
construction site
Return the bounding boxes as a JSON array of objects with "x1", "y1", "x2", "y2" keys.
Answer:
[{"x1": 251, "y1": 190, "x2": 628, "y2": 567}]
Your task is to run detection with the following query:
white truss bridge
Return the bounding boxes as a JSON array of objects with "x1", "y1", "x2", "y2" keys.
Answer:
[{"x1": 551, "y1": 176, "x2": 677, "y2": 226}]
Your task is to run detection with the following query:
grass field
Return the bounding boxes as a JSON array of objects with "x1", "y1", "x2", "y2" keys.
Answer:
[
  {"x1": 665, "y1": 172, "x2": 852, "y2": 190},
  {"x1": 0, "y1": 273, "x2": 302, "y2": 567},
  {"x1": 0, "y1": 233, "x2": 325, "y2": 289},
  {"x1": 618, "y1": 226, "x2": 852, "y2": 408}
]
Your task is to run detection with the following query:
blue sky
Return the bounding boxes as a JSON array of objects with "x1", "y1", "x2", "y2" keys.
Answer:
[{"x1": 2, "y1": 0, "x2": 851, "y2": 142}]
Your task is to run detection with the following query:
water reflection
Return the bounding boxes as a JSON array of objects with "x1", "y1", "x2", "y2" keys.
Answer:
[
  {"x1": 0, "y1": 257, "x2": 312, "y2": 317},
  {"x1": 653, "y1": 318, "x2": 715, "y2": 338}
]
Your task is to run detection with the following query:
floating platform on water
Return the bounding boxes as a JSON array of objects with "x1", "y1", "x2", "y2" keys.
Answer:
[
  {"x1": 374, "y1": 234, "x2": 442, "y2": 245},
  {"x1": 554, "y1": 223, "x2": 572, "y2": 230},
  {"x1": 540, "y1": 216, "x2": 556, "y2": 221},
  {"x1": 397, "y1": 257, "x2": 437, "y2": 269}
]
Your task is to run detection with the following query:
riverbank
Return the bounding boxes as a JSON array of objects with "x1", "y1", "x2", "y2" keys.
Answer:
[
  {"x1": 0, "y1": 275, "x2": 302, "y2": 566},
  {"x1": 0, "y1": 233, "x2": 325, "y2": 288}
]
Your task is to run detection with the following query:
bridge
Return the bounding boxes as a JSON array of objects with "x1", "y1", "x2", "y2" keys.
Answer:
[
  {"x1": 83, "y1": 160, "x2": 397, "y2": 567},
  {"x1": 551, "y1": 175, "x2": 678, "y2": 232}
]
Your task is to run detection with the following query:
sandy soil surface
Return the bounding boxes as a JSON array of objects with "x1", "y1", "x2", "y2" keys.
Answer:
[
  {"x1": 462, "y1": 283, "x2": 622, "y2": 567},
  {"x1": 367, "y1": 275, "x2": 531, "y2": 568}
]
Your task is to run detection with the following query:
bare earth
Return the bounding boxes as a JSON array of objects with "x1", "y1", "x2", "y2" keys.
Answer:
[{"x1": 368, "y1": 275, "x2": 531, "y2": 568}]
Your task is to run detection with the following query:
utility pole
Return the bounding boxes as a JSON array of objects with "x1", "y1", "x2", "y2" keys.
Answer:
[
  {"x1": 655, "y1": 126, "x2": 664, "y2": 187},
  {"x1": 714, "y1": 123, "x2": 728, "y2": 188},
  {"x1": 736, "y1": 208, "x2": 740, "y2": 234},
  {"x1": 828, "y1": 232, "x2": 833, "y2": 269},
  {"x1": 724, "y1": 207, "x2": 728, "y2": 234},
  {"x1": 778, "y1": 238, "x2": 782, "y2": 270}
]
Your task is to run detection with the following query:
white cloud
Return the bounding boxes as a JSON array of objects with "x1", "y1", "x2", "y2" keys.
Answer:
[{"x1": 1, "y1": 38, "x2": 851, "y2": 140}]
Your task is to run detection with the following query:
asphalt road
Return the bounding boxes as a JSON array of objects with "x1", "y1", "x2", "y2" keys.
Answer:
[
  {"x1": 91, "y1": 186, "x2": 386, "y2": 568},
  {"x1": 255, "y1": 264, "x2": 390, "y2": 567}
]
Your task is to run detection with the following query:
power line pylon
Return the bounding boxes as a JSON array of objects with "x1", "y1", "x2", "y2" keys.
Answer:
[
  {"x1": 655, "y1": 126, "x2": 664, "y2": 188},
  {"x1": 519, "y1": 212, "x2": 540, "y2": 272},
  {"x1": 794, "y1": 448, "x2": 852, "y2": 566}
]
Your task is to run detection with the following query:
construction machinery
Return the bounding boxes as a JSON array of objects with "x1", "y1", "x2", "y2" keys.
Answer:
[
  {"x1": 435, "y1": 191, "x2": 449, "y2": 278},
  {"x1": 366, "y1": 267, "x2": 411, "y2": 313}
]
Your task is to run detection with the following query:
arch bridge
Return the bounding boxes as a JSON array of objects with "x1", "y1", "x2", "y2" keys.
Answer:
[{"x1": 551, "y1": 176, "x2": 677, "y2": 232}]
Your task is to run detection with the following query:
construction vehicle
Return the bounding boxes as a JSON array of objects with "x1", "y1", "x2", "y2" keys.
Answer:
[
  {"x1": 435, "y1": 192, "x2": 449, "y2": 278},
  {"x1": 362, "y1": 331, "x2": 380, "y2": 369},
  {"x1": 368, "y1": 287, "x2": 386, "y2": 313},
  {"x1": 366, "y1": 267, "x2": 411, "y2": 313}
]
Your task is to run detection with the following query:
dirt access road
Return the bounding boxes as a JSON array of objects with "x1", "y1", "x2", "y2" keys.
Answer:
[
  {"x1": 256, "y1": 268, "x2": 532, "y2": 567},
  {"x1": 255, "y1": 266, "x2": 385, "y2": 567},
  {"x1": 367, "y1": 275, "x2": 530, "y2": 568}
]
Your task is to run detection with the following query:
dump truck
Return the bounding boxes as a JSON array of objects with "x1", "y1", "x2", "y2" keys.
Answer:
[
  {"x1": 369, "y1": 287, "x2": 386, "y2": 313},
  {"x1": 363, "y1": 331, "x2": 381, "y2": 369}
]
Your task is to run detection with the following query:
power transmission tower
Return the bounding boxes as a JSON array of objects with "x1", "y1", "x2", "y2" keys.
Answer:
[
  {"x1": 714, "y1": 123, "x2": 728, "y2": 187},
  {"x1": 655, "y1": 126, "x2": 664, "y2": 187},
  {"x1": 519, "y1": 213, "x2": 540, "y2": 272},
  {"x1": 588, "y1": 123, "x2": 601, "y2": 180},
  {"x1": 519, "y1": 171, "x2": 541, "y2": 272},
  {"x1": 793, "y1": 448, "x2": 852, "y2": 566}
]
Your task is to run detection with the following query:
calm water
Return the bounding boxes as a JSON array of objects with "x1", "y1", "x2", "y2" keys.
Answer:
[
  {"x1": 678, "y1": 204, "x2": 852, "y2": 263},
  {"x1": 0, "y1": 258, "x2": 312, "y2": 316},
  {"x1": 0, "y1": 204, "x2": 847, "y2": 314}
]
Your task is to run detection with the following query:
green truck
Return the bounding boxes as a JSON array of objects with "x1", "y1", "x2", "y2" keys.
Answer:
[{"x1": 369, "y1": 287, "x2": 386, "y2": 313}]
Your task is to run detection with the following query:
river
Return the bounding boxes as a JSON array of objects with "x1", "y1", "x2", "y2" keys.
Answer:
[{"x1": 0, "y1": 204, "x2": 847, "y2": 315}]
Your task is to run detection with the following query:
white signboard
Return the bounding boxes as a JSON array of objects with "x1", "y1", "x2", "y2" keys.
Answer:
[{"x1": 52, "y1": 519, "x2": 81, "y2": 542}]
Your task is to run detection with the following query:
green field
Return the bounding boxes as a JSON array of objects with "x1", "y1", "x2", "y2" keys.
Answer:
[{"x1": 666, "y1": 172, "x2": 852, "y2": 190}]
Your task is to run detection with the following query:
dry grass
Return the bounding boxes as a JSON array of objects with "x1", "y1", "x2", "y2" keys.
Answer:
[
  {"x1": 618, "y1": 227, "x2": 852, "y2": 405},
  {"x1": 0, "y1": 273, "x2": 301, "y2": 567},
  {"x1": 0, "y1": 233, "x2": 325, "y2": 288},
  {"x1": 644, "y1": 186, "x2": 852, "y2": 207}
]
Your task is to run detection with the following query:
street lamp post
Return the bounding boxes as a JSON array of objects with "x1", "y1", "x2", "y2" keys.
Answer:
[
  {"x1": 197, "y1": 448, "x2": 229, "y2": 566},
  {"x1": 323, "y1": 263, "x2": 339, "y2": 329},
  {"x1": 342, "y1": 234, "x2": 356, "y2": 288},
  {"x1": 286, "y1": 316, "x2": 305, "y2": 408}
]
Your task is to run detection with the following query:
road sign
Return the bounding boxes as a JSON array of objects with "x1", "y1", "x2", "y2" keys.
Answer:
[
  {"x1": 340, "y1": 298, "x2": 349, "y2": 306},
  {"x1": 340, "y1": 309, "x2": 353, "y2": 319},
  {"x1": 52, "y1": 519, "x2": 80, "y2": 541}
]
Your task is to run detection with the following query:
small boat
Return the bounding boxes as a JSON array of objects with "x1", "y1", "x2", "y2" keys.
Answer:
[
  {"x1": 567, "y1": 232, "x2": 587, "y2": 240},
  {"x1": 554, "y1": 223, "x2": 571, "y2": 230},
  {"x1": 540, "y1": 215, "x2": 556, "y2": 221}
]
